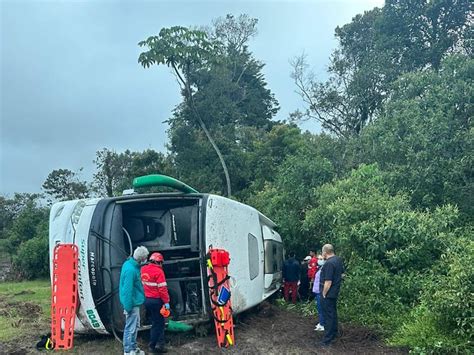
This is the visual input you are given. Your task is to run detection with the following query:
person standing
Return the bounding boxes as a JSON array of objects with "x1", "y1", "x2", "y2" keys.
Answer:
[
  {"x1": 299, "y1": 256, "x2": 311, "y2": 301},
  {"x1": 308, "y1": 250, "x2": 318, "y2": 290},
  {"x1": 141, "y1": 252, "x2": 170, "y2": 354},
  {"x1": 282, "y1": 252, "x2": 300, "y2": 303},
  {"x1": 312, "y1": 254, "x2": 325, "y2": 331},
  {"x1": 319, "y1": 244, "x2": 344, "y2": 346},
  {"x1": 120, "y1": 246, "x2": 149, "y2": 355}
]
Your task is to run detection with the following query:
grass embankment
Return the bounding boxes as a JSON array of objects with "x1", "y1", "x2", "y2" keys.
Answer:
[
  {"x1": 0, "y1": 279, "x2": 50, "y2": 342},
  {"x1": 0, "y1": 280, "x2": 122, "y2": 354}
]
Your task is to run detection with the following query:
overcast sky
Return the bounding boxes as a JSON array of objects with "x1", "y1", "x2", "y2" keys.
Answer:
[{"x1": 1, "y1": 0, "x2": 383, "y2": 195}]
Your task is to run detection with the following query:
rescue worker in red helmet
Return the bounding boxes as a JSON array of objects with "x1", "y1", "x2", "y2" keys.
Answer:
[{"x1": 141, "y1": 252, "x2": 170, "y2": 354}]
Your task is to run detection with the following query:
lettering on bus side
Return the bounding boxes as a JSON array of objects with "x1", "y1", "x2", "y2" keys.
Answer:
[
  {"x1": 89, "y1": 251, "x2": 97, "y2": 287},
  {"x1": 86, "y1": 309, "x2": 101, "y2": 328},
  {"x1": 78, "y1": 239, "x2": 87, "y2": 301}
]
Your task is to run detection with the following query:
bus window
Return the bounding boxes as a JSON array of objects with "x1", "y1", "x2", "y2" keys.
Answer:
[
  {"x1": 264, "y1": 240, "x2": 283, "y2": 274},
  {"x1": 248, "y1": 233, "x2": 259, "y2": 280}
]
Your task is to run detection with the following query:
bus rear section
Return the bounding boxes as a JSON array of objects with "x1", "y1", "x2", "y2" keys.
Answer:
[{"x1": 87, "y1": 195, "x2": 207, "y2": 333}]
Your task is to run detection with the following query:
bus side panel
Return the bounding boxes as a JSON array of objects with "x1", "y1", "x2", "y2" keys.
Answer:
[{"x1": 204, "y1": 195, "x2": 264, "y2": 313}]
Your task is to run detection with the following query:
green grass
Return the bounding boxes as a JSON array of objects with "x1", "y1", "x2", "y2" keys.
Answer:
[
  {"x1": 0, "y1": 279, "x2": 123, "y2": 353},
  {"x1": 0, "y1": 279, "x2": 51, "y2": 342}
]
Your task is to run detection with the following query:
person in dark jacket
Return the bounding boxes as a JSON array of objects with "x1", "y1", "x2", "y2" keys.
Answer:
[
  {"x1": 298, "y1": 256, "x2": 311, "y2": 301},
  {"x1": 282, "y1": 252, "x2": 300, "y2": 303},
  {"x1": 319, "y1": 244, "x2": 345, "y2": 346}
]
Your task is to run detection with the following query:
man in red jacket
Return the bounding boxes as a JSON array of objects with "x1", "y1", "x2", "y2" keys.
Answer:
[
  {"x1": 308, "y1": 250, "x2": 318, "y2": 291},
  {"x1": 141, "y1": 252, "x2": 170, "y2": 354}
]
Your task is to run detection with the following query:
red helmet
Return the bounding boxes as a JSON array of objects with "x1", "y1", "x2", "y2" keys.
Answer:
[{"x1": 149, "y1": 252, "x2": 164, "y2": 263}]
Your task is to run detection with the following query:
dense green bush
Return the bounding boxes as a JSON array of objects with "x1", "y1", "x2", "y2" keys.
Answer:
[
  {"x1": 301, "y1": 164, "x2": 467, "y2": 345},
  {"x1": 391, "y1": 236, "x2": 474, "y2": 354},
  {"x1": 0, "y1": 194, "x2": 50, "y2": 279},
  {"x1": 358, "y1": 56, "x2": 473, "y2": 222},
  {"x1": 338, "y1": 259, "x2": 409, "y2": 334},
  {"x1": 304, "y1": 164, "x2": 457, "y2": 271},
  {"x1": 249, "y1": 149, "x2": 334, "y2": 254},
  {"x1": 13, "y1": 233, "x2": 50, "y2": 279}
]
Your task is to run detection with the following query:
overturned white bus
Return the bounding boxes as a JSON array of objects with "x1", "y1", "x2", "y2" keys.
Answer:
[{"x1": 48, "y1": 175, "x2": 284, "y2": 335}]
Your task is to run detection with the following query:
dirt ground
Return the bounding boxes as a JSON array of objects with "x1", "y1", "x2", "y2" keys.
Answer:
[
  {"x1": 0, "y1": 301, "x2": 407, "y2": 354},
  {"x1": 164, "y1": 302, "x2": 407, "y2": 355}
]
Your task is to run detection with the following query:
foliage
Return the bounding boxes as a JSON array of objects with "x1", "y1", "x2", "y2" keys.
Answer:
[
  {"x1": 93, "y1": 148, "x2": 173, "y2": 197},
  {"x1": 426, "y1": 235, "x2": 473, "y2": 340},
  {"x1": 250, "y1": 147, "x2": 334, "y2": 254},
  {"x1": 0, "y1": 194, "x2": 49, "y2": 257},
  {"x1": 358, "y1": 55, "x2": 474, "y2": 220},
  {"x1": 338, "y1": 259, "x2": 409, "y2": 334},
  {"x1": 391, "y1": 235, "x2": 474, "y2": 353},
  {"x1": 42, "y1": 168, "x2": 90, "y2": 202},
  {"x1": 139, "y1": 24, "x2": 233, "y2": 196},
  {"x1": 139, "y1": 15, "x2": 279, "y2": 196},
  {"x1": 13, "y1": 233, "x2": 49, "y2": 279},
  {"x1": 304, "y1": 165, "x2": 458, "y2": 273},
  {"x1": 302, "y1": 165, "x2": 464, "y2": 339},
  {"x1": 292, "y1": 0, "x2": 472, "y2": 136},
  {"x1": 0, "y1": 194, "x2": 49, "y2": 279},
  {"x1": 0, "y1": 193, "x2": 42, "y2": 242}
]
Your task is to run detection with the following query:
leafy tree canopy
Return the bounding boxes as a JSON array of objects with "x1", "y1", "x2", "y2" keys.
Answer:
[
  {"x1": 292, "y1": 0, "x2": 472, "y2": 137},
  {"x1": 42, "y1": 168, "x2": 90, "y2": 203}
]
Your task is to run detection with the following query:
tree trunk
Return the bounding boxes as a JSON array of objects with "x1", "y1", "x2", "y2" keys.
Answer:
[{"x1": 175, "y1": 63, "x2": 232, "y2": 197}]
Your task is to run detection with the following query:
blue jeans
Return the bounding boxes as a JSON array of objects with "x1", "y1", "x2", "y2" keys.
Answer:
[
  {"x1": 315, "y1": 293, "x2": 325, "y2": 326},
  {"x1": 123, "y1": 306, "x2": 140, "y2": 353}
]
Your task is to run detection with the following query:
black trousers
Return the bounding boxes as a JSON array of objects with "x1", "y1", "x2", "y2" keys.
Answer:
[
  {"x1": 321, "y1": 297, "x2": 338, "y2": 344},
  {"x1": 144, "y1": 297, "x2": 165, "y2": 348}
]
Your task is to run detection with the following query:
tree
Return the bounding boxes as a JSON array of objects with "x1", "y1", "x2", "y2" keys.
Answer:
[
  {"x1": 358, "y1": 55, "x2": 473, "y2": 220},
  {"x1": 0, "y1": 193, "x2": 42, "y2": 241},
  {"x1": 42, "y1": 168, "x2": 89, "y2": 202},
  {"x1": 292, "y1": 0, "x2": 472, "y2": 137},
  {"x1": 93, "y1": 148, "x2": 172, "y2": 197},
  {"x1": 138, "y1": 14, "x2": 279, "y2": 196},
  {"x1": 138, "y1": 26, "x2": 233, "y2": 196},
  {"x1": 250, "y1": 148, "x2": 335, "y2": 254},
  {"x1": 0, "y1": 194, "x2": 49, "y2": 258}
]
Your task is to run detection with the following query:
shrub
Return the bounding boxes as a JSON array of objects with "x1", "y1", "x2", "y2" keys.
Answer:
[
  {"x1": 250, "y1": 151, "x2": 334, "y2": 255},
  {"x1": 302, "y1": 164, "x2": 467, "y2": 349},
  {"x1": 392, "y1": 236, "x2": 474, "y2": 353},
  {"x1": 13, "y1": 233, "x2": 49, "y2": 279},
  {"x1": 391, "y1": 305, "x2": 466, "y2": 354},
  {"x1": 338, "y1": 259, "x2": 410, "y2": 335}
]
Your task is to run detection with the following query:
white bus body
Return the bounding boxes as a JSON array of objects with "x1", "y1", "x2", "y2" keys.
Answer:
[{"x1": 49, "y1": 193, "x2": 283, "y2": 334}]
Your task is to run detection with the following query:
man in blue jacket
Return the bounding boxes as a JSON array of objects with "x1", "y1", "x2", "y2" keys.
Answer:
[
  {"x1": 120, "y1": 246, "x2": 149, "y2": 355},
  {"x1": 282, "y1": 252, "x2": 300, "y2": 303}
]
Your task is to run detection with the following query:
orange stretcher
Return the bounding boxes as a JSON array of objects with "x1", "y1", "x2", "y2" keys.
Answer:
[
  {"x1": 51, "y1": 243, "x2": 79, "y2": 350},
  {"x1": 206, "y1": 247, "x2": 235, "y2": 348}
]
